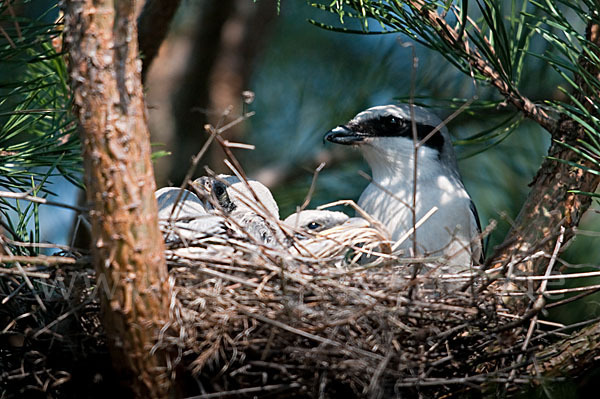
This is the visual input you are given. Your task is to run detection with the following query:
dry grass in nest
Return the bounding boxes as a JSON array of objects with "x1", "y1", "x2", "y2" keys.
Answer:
[
  {"x1": 0, "y1": 189, "x2": 598, "y2": 398},
  {"x1": 155, "y1": 206, "x2": 528, "y2": 398}
]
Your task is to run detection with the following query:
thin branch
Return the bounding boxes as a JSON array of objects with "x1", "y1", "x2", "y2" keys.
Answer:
[
  {"x1": 545, "y1": 287, "x2": 600, "y2": 309},
  {"x1": 507, "y1": 226, "x2": 564, "y2": 384},
  {"x1": 0, "y1": 268, "x2": 50, "y2": 279},
  {"x1": 407, "y1": 0, "x2": 557, "y2": 132},
  {"x1": 299, "y1": 162, "x2": 326, "y2": 211},
  {"x1": 239, "y1": 308, "x2": 384, "y2": 361},
  {"x1": 0, "y1": 24, "x2": 16, "y2": 48},
  {"x1": 0, "y1": 190, "x2": 87, "y2": 212},
  {"x1": 0, "y1": 255, "x2": 77, "y2": 265},
  {"x1": 0, "y1": 237, "x2": 47, "y2": 311}
]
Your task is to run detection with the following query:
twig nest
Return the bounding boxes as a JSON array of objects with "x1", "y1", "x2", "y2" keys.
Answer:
[{"x1": 159, "y1": 206, "x2": 505, "y2": 398}]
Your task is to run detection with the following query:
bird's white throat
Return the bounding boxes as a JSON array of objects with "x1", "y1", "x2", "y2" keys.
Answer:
[
  {"x1": 357, "y1": 137, "x2": 472, "y2": 259},
  {"x1": 360, "y1": 137, "x2": 443, "y2": 184}
]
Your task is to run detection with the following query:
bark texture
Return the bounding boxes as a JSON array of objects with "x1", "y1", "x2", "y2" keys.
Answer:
[
  {"x1": 63, "y1": 0, "x2": 173, "y2": 397},
  {"x1": 533, "y1": 322, "x2": 600, "y2": 378},
  {"x1": 490, "y1": 21, "x2": 600, "y2": 298}
]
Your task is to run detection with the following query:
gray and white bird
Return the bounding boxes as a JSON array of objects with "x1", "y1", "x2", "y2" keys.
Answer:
[
  {"x1": 155, "y1": 187, "x2": 224, "y2": 241},
  {"x1": 192, "y1": 175, "x2": 284, "y2": 247},
  {"x1": 283, "y1": 209, "x2": 390, "y2": 264},
  {"x1": 283, "y1": 210, "x2": 350, "y2": 234},
  {"x1": 194, "y1": 175, "x2": 280, "y2": 219},
  {"x1": 324, "y1": 104, "x2": 483, "y2": 269},
  {"x1": 193, "y1": 176, "x2": 235, "y2": 213}
]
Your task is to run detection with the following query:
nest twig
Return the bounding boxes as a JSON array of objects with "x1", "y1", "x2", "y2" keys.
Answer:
[{"x1": 138, "y1": 194, "x2": 576, "y2": 398}]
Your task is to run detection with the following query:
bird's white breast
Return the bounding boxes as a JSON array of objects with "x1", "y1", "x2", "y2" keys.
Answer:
[{"x1": 358, "y1": 151, "x2": 475, "y2": 267}]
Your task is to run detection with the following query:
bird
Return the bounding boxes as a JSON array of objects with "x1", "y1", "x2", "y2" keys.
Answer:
[
  {"x1": 324, "y1": 104, "x2": 483, "y2": 270},
  {"x1": 193, "y1": 175, "x2": 280, "y2": 219},
  {"x1": 283, "y1": 210, "x2": 350, "y2": 234},
  {"x1": 193, "y1": 176, "x2": 236, "y2": 213},
  {"x1": 155, "y1": 187, "x2": 225, "y2": 241},
  {"x1": 282, "y1": 209, "x2": 390, "y2": 266},
  {"x1": 192, "y1": 175, "x2": 284, "y2": 247}
]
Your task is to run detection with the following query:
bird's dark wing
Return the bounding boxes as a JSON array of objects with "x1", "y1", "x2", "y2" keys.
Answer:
[{"x1": 469, "y1": 199, "x2": 485, "y2": 264}]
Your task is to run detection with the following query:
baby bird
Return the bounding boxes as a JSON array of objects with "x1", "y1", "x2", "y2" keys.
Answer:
[
  {"x1": 283, "y1": 210, "x2": 350, "y2": 234},
  {"x1": 155, "y1": 187, "x2": 224, "y2": 241},
  {"x1": 192, "y1": 175, "x2": 284, "y2": 247}
]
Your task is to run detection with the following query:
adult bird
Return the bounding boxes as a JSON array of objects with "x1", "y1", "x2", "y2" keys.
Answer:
[{"x1": 324, "y1": 104, "x2": 483, "y2": 269}]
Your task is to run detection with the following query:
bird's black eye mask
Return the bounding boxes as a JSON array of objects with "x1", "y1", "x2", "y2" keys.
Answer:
[{"x1": 348, "y1": 115, "x2": 445, "y2": 152}]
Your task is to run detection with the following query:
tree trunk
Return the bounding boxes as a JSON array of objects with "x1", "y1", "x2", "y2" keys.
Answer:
[
  {"x1": 169, "y1": 0, "x2": 276, "y2": 183},
  {"x1": 63, "y1": 0, "x2": 174, "y2": 397},
  {"x1": 490, "y1": 20, "x2": 600, "y2": 305},
  {"x1": 137, "y1": 0, "x2": 182, "y2": 81}
]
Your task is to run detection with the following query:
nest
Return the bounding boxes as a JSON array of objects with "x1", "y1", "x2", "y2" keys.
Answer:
[
  {"x1": 152, "y1": 199, "x2": 524, "y2": 398},
  {"x1": 0, "y1": 186, "x2": 596, "y2": 398}
]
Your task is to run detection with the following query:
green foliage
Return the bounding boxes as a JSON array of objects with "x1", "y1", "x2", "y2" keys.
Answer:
[
  {"x1": 150, "y1": 143, "x2": 172, "y2": 161},
  {"x1": 0, "y1": 2, "x2": 81, "y2": 245},
  {"x1": 247, "y1": 2, "x2": 552, "y2": 232},
  {"x1": 309, "y1": 0, "x2": 541, "y2": 84},
  {"x1": 309, "y1": 0, "x2": 600, "y2": 172},
  {"x1": 394, "y1": 96, "x2": 528, "y2": 159}
]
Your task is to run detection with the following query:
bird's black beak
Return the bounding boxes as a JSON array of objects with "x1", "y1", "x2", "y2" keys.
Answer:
[{"x1": 324, "y1": 125, "x2": 365, "y2": 145}]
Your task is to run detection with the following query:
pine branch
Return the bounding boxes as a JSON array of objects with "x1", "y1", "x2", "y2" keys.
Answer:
[
  {"x1": 309, "y1": 2, "x2": 600, "y2": 385},
  {"x1": 494, "y1": 17, "x2": 600, "y2": 300},
  {"x1": 0, "y1": 19, "x2": 82, "y2": 194},
  {"x1": 311, "y1": 0, "x2": 600, "y2": 308},
  {"x1": 311, "y1": 0, "x2": 557, "y2": 131},
  {"x1": 405, "y1": 0, "x2": 558, "y2": 133}
]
